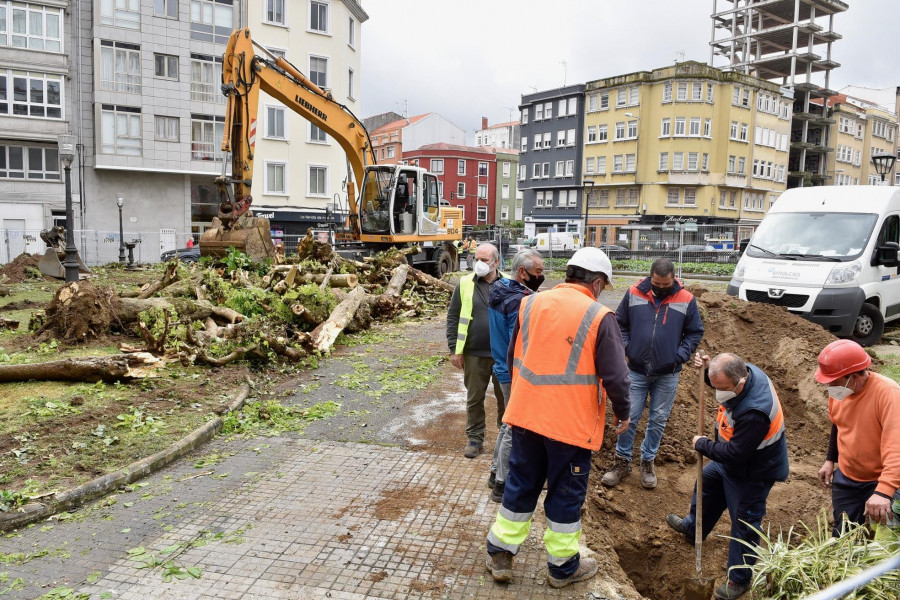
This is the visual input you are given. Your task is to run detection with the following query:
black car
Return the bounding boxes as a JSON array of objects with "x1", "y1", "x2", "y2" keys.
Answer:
[{"x1": 160, "y1": 247, "x2": 200, "y2": 263}]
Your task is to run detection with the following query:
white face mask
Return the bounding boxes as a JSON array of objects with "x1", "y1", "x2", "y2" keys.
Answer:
[
  {"x1": 474, "y1": 260, "x2": 493, "y2": 277},
  {"x1": 715, "y1": 378, "x2": 744, "y2": 403},
  {"x1": 827, "y1": 377, "x2": 854, "y2": 401}
]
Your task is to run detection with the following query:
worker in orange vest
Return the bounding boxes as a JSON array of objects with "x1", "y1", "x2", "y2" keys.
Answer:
[{"x1": 485, "y1": 247, "x2": 631, "y2": 589}]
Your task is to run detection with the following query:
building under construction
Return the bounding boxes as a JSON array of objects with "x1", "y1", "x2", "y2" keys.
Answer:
[{"x1": 710, "y1": 0, "x2": 849, "y2": 187}]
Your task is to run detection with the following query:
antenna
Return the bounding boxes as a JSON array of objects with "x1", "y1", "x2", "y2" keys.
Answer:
[
  {"x1": 559, "y1": 60, "x2": 567, "y2": 86},
  {"x1": 397, "y1": 98, "x2": 408, "y2": 120},
  {"x1": 675, "y1": 49, "x2": 685, "y2": 63}
]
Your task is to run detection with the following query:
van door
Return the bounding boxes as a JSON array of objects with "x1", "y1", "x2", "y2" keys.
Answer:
[
  {"x1": 420, "y1": 174, "x2": 440, "y2": 235},
  {"x1": 873, "y1": 214, "x2": 900, "y2": 321}
]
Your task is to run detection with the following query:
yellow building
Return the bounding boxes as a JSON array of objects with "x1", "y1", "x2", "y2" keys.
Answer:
[
  {"x1": 582, "y1": 61, "x2": 792, "y2": 248},
  {"x1": 823, "y1": 94, "x2": 898, "y2": 187}
]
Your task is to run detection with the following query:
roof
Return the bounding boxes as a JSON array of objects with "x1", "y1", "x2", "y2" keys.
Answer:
[
  {"x1": 372, "y1": 113, "x2": 430, "y2": 134},
  {"x1": 770, "y1": 186, "x2": 900, "y2": 215},
  {"x1": 413, "y1": 142, "x2": 497, "y2": 155},
  {"x1": 482, "y1": 121, "x2": 519, "y2": 130}
]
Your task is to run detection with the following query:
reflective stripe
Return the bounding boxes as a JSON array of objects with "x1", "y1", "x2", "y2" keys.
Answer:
[
  {"x1": 459, "y1": 317, "x2": 471, "y2": 325},
  {"x1": 666, "y1": 301, "x2": 689, "y2": 315},
  {"x1": 487, "y1": 530, "x2": 520, "y2": 554},
  {"x1": 512, "y1": 360, "x2": 599, "y2": 386},
  {"x1": 489, "y1": 509, "x2": 533, "y2": 553},
  {"x1": 455, "y1": 274, "x2": 476, "y2": 354},
  {"x1": 547, "y1": 551, "x2": 577, "y2": 566},
  {"x1": 520, "y1": 294, "x2": 535, "y2": 354},
  {"x1": 499, "y1": 505, "x2": 533, "y2": 523},
  {"x1": 566, "y1": 302, "x2": 602, "y2": 373},
  {"x1": 546, "y1": 517, "x2": 582, "y2": 534},
  {"x1": 543, "y1": 524, "x2": 581, "y2": 560},
  {"x1": 629, "y1": 294, "x2": 650, "y2": 307}
]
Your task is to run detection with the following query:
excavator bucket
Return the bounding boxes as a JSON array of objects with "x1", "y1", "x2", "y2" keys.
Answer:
[
  {"x1": 37, "y1": 248, "x2": 93, "y2": 279},
  {"x1": 199, "y1": 216, "x2": 276, "y2": 261}
]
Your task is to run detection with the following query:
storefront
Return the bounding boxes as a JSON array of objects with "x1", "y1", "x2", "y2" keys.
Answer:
[{"x1": 252, "y1": 206, "x2": 348, "y2": 240}]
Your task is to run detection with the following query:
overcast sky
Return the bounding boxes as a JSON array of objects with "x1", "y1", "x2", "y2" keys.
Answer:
[{"x1": 359, "y1": 0, "x2": 900, "y2": 142}]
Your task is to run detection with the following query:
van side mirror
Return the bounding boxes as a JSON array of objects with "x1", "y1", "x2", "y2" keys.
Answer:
[{"x1": 876, "y1": 241, "x2": 900, "y2": 267}]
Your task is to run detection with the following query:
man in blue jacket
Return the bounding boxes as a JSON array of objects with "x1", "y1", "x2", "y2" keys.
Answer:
[
  {"x1": 667, "y1": 352, "x2": 789, "y2": 600},
  {"x1": 486, "y1": 249, "x2": 544, "y2": 503},
  {"x1": 602, "y1": 258, "x2": 704, "y2": 489}
]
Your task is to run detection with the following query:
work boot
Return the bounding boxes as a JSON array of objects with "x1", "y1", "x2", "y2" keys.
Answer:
[
  {"x1": 640, "y1": 459, "x2": 657, "y2": 489},
  {"x1": 600, "y1": 456, "x2": 631, "y2": 487},
  {"x1": 485, "y1": 551, "x2": 513, "y2": 583},
  {"x1": 547, "y1": 557, "x2": 599, "y2": 589},
  {"x1": 714, "y1": 579, "x2": 750, "y2": 600},
  {"x1": 490, "y1": 481, "x2": 505, "y2": 503},
  {"x1": 666, "y1": 514, "x2": 694, "y2": 544},
  {"x1": 464, "y1": 441, "x2": 482, "y2": 459},
  {"x1": 487, "y1": 471, "x2": 496, "y2": 489}
]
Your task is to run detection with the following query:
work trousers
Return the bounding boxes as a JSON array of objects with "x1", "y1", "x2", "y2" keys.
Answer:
[
  {"x1": 490, "y1": 382, "x2": 512, "y2": 482},
  {"x1": 615, "y1": 370, "x2": 680, "y2": 463},
  {"x1": 831, "y1": 468, "x2": 878, "y2": 537},
  {"x1": 486, "y1": 427, "x2": 592, "y2": 579},
  {"x1": 463, "y1": 354, "x2": 504, "y2": 445},
  {"x1": 680, "y1": 460, "x2": 774, "y2": 586}
]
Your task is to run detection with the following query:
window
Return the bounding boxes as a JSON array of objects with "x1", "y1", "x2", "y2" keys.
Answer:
[
  {"x1": 585, "y1": 157, "x2": 595, "y2": 173},
  {"x1": 309, "y1": 55, "x2": 328, "y2": 88},
  {"x1": 730, "y1": 121, "x2": 738, "y2": 139},
  {"x1": 728, "y1": 155, "x2": 735, "y2": 173},
  {"x1": 2, "y1": 3, "x2": 63, "y2": 50},
  {"x1": 542, "y1": 132, "x2": 551, "y2": 148},
  {"x1": 587, "y1": 126, "x2": 597, "y2": 143},
  {"x1": 266, "y1": 161, "x2": 286, "y2": 193},
  {"x1": 502, "y1": 161, "x2": 510, "y2": 177},
  {"x1": 309, "y1": 0, "x2": 328, "y2": 32},
  {"x1": 588, "y1": 94, "x2": 598, "y2": 111},
  {"x1": 190, "y1": 55, "x2": 223, "y2": 103},
  {"x1": 532, "y1": 163, "x2": 540, "y2": 178},
  {"x1": 544, "y1": 102, "x2": 552, "y2": 119},
  {"x1": 687, "y1": 152, "x2": 698, "y2": 171},
  {"x1": 567, "y1": 129, "x2": 575, "y2": 145},
  {"x1": 675, "y1": 117, "x2": 685, "y2": 136},
  {"x1": 659, "y1": 152, "x2": 668, "y2": 171},
  {"x1": 101, "y1": 0, "x2": 140, "y2": 29},
  {"x1": 0, "y1": 71, "x2": 63, "y2": 118},
  {"x1": 520, "y1": 136, "x2": 527, "y2": 152},
  {"x1": 663, "y1": 82, "x2": 673, "y2": 102},
  {"x1": 154, "y1": 53, "x2": 178, "y2": 80},
  {"x1": 430, "y1": 159, "x2": 443, "y2": 173},
  {"x1": 308, "y1": 164, "x2": 327, "y2": 196},
  {"x1": 457, "y1": 182, "x2": 465, "y2": 197},
  {"x1": 190, "y1": 0, "x2": 233, "y2": 44},
  {"x1": 557, "y1": 130, "x2": 566, "y2": 147},
  {"x1": 555, "y1": 160, "x2": 564, "y2": 177},
  {"x1": 613, "y1": 155, "x2": 623, "y2": 173},
  {"x1": 599, "y1": 92, "x2": 608, "y2": 110},
  {"x1": 667, "y1": 188, "x2": 679, "y2": 205},
  {"x1": 535, "y1": 191, "x2": 544, "y2": 207},
  {"x1": 265, "y1": 0, "x2": 284, "y2": 25},
  {"x1": 598, "y1": 125, "x2": 608, "y2": 142},
  {"x1": 706, "y1": 83, "x2": 714, "y2": 102},
  {"x1": 677, "y1": 82, "x2": 687, "y2": 101},
  {"x1": 347, "y1": 68, "x2": 354, "y2": 99},
  {"x1": 0, "y1": 144, "x2": 59, "y2": 180},
  {"x1": 189, "y1": 113, "x2": 223, "y2": 160},
  {"x1": 501, "y1": 184, "x2": 510, "y2": 199},
  {"x1": 154, "y1": 115, "x2": 178, "y2": 141},
  {"x1": 615, "y1": 122, "x2": 625, "y2": 140},
  {"x1": 683, "y1": 187, "x2": 696, "y2": 205},
  {"x1": 625, "y1": 154, "x2": 635, "y2": 173},
  {"x1": 565, "y1": 160, "x2": 574, "y2": 176},
  {"x1": 533, "y1": 136, "x2": 541, "y2": 150},
  {"x1": 521, "y1": 107, "x2": 529, "y2": 124},
  {"x1": 478, "y1": 184, "x2": 487, "y2": 198},
  {"x1": 597, "y1": 156, "x2": 606, "y2": 174},
  {"x1": 535, "y1": 104, "x2": 543, "y2": 120},
  {"x1": 742, "y1": 89, "x2": 750, "y2": 107},
  {"x1": 477, "y1": 206, "x2": 487, "y2": 222},
  {"x1": 264, "y1": 106, "x2": 284, "y2": 138},
  {"x1": 673, "y1": 152, "x2": 684, "y2": 171},
  {"x1": 739, "y1": 123, "x2": 748, "y2": 141},
  {"x1": 627, "y1": 120, "x2": 637, "y2": 138},
  {"x1": 568, "y1": 189, "x2": 578, "y2": 207},
  {"x1": 628, "y1": 86, "x2": 639, "y2": 105},
  {"x1": 704, "y1": 118, "x2": 711, "y2": 137},
  {"x1": 558, "y1": 98, "x2": 566, "y2": 117},
  {"x1": 692, "y1": 82, "x2": 702, "y2": 101},
  {"x1": 616, "y1": 88, "x2": 626, "y2": 107},
  {"x1": 689, "y1": 117, "x2": 700, "y2": 136},
  {"x1": 541, "y1": 162, "x2": 549, "y2": 178},
  {"x1": 568, "y1": 97, "x2": 576, "y2": 115},
  {"x1": 737, "y1": 157, "x2": 746, "y2": 174},
  {"x1": 661, "y1": 118, "x2": 670, "y2": 137},
  {"x1": 478, "y1": 161, "x2": 488, "y2": 176},
  {"x1": 595, "y1": 189, "x2": 610, "y2": 207},
  {"x1": 732, "y1": 86, "x2": 740, "y2": 105},
  {"x1": 348, "y1": 16, "x2": 355, "y2": 46},
  {"x1": 100, "y1": 42, "x2": 141, "y2": 93},
  {"x1": 101, "y1": 105, "x2": 142, "y2": 156},
  {"x1": 457, "y1": 159, "x2": 466, "y2": 175}
]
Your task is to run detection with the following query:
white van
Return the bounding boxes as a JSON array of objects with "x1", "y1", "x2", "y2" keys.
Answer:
[
  {"x1": 727, "y1": 186, "x2": 900, "y2": 346},
  {"x1": 527, "y1": 232, "x2": 582, "y2": 253}
]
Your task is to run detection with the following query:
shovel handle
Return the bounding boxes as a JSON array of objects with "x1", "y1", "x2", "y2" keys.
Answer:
[{"x1": 695, "y1": 367, "x2": 705, "y2": 574}]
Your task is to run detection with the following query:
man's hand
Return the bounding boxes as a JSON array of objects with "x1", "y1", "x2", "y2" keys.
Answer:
[
  {"x1": 864, "y1": 493, "x2": 893, "y2": 525},
  {"x1": 450, "y1": 354, "x2": 464, "y2": 369},
  {"x1": 693, "y1": 351, "x2": 710, "y2": 370},
  {"x1": 818, "y1": 460, "x2": 835, "y2": 488},
  {"x1": 614, "y1": 417, "x2": 630, "y2": 435},
  {"x1": 692, "y1": 435, "x2": 707, "y2": 449}
]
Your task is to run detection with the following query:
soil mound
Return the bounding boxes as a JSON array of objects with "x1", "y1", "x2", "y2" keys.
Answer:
[
  {"x1": 585, "y1": 292, "x2": 840, "y2": 599},
  {"x1": 35, "y1": 281, "x2": 121, "y2": 344},
  {"x1": 0, "y1": 253, "x2": 42, "y2": 283}
]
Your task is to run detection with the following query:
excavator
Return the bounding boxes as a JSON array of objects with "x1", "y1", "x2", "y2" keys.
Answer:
[{"x1": 200, "y1": 28, "x2": 463, "y2": 276}]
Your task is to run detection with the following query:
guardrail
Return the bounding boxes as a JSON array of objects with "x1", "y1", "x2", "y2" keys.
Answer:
[{"x1": 801, "y1": 553, "x2": 900, "y2": 600}]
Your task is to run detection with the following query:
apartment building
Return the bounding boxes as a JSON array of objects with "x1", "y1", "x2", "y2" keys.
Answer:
[
  {"x1": 825, "y1": 93, "x2": 898, "y2": 187},
  {"x1": 582, "y1": 62, "x2": 791, "y2": 246},
  {"x1": 369, "y1": 112, "x2": 465, "y2": 164},
  {"x1": 493, "y1": 150, "x2": 520, "y2": 224},
  {"x1": 518, "y1": 85, "x2": 585, "y2": 239},
  {"x1": 404, "y1": 143, "x2": 497, "y2": 226},
  {"x1": 474, "y1": 118, "x2": 520, "y2": 150}
]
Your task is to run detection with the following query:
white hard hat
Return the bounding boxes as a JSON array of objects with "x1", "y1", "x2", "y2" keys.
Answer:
[{"x1": 567, "y1": 247, "x2": 613, "y2": 288}]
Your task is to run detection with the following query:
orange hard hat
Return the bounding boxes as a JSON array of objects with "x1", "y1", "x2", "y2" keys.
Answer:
[{"x1": 814, "y1": 339, "x2": 871, "y2": 383}]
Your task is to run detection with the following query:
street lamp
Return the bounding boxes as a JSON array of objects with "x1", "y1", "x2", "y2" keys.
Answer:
[
  {"x1": 58, "y1": 133, "x2": 79, "y2": 283},
  {"x1": 582, "y1": 179, "x2": 594, "y2": 247},
  {"x1": 116, "y1": 195, "x2": 126, "y2": 263},
  {"x1": 871, "y1": 153, "x2": 896, "y2": 184}
]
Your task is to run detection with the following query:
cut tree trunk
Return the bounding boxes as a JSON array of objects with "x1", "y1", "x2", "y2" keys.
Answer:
[
  {"x1": 116, "y1": 297, "x2": 243, "y2": 325},
  {"x1": 128, "y1": 262, "x2": 181, "y2": 299},
  {"x1": 384, "y1": 264, "x2": 409, "y2": 296},
  {"x1": 0, "y1": 355, "x2": 155, "y2": 383},
  {"x1": 408, "y1": 267, "x2": 454, "y2": 293},
  {"x1": 309, "y1": 286, "x2": 365, "y2": 353}
]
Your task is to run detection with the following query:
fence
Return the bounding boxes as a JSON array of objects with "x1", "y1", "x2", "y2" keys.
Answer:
[
  {"x1": 802, "y1": 553, "x2": 900, "y2": 600},
  {"x1": 0, "y1": 229, "x2": 196, "y2": 266}
]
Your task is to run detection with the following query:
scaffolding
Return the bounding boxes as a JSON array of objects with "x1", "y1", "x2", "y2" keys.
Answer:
[{"x1": 709, "y1": 0, "x2": 849, "y2": 187}]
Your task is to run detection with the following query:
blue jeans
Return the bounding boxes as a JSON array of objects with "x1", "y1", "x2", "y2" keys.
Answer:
[
  {"x1": 680, "y1": 461, "x2": 774, "y2": 586},
  {"x1": 615, "y1": 370, "x2": 680, "y2": 463}
]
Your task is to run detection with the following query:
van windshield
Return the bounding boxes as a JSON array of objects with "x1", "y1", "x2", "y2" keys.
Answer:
[{"x1": 747, "y1": 212, "x2": 878, "y2": 261}]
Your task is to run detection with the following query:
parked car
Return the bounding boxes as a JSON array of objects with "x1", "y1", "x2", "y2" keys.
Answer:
[
  {"x1": 160, "y1": 247, "x2": 200, "y2": 263},
  {"x1": 672, "y1": 244, "x2": 739, "y2": 264},
  {"x1": 597, "y1": 243, "x2": 629, "y2": 255}
]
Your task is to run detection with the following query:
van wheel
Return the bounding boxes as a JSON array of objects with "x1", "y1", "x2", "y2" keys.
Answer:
[{"x1": 850, "y1": 303, "x2": 884, "y2": 347}]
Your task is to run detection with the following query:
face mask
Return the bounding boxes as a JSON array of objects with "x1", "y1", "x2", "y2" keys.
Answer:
[
  {"x1": 827, "y1": 377, "x2": 853, "y2": 401},
  {"x1": 651, "y1": 285, "x2": 673, "y2": 298},
  {"x1": 715, "y1": 378, "x2": 744, "y2": 403},
  {"x1": 474, "y1": 260, "x2": 493, "y2": 278},
  {"x1": 523, "y1": 272, "x2": 544, "y2": 292}
]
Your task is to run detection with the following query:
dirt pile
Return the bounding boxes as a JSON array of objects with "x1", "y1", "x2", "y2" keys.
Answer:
[
  {"x1": 0, "y1": 253, "x2": 43, "y2": 283},
  {"x1": 585, "y1": 289, "x2": 841, "y2": 600},
  {"x1": 35, "y1": 281, "x2": 121, "y2": 344}
]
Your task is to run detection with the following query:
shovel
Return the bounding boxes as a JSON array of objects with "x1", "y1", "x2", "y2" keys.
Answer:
[{"x1": 684, "y1": 362, "x2": 717, "y2": 600}]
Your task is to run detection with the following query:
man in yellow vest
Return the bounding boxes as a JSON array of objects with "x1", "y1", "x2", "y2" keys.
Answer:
[
  {"x1": 447, "y1": 242, "x2": 506, "y2": 458},
  {"x1": 485, "y1": 247, "x2": 632, "y2": 588}
]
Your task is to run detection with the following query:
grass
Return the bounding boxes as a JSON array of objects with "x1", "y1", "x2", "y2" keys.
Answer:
[{"x1": 875, "y1": 354, "x2": 900, "y2": 384}]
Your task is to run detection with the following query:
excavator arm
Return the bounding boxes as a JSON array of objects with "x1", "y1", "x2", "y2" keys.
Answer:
[{"x1": 217, "y1": 27, "x2": 375, "y2": 236}]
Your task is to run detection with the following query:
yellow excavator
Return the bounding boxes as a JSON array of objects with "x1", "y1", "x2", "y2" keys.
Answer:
[{"x1": 200, "y1": 28, "x2": 463, "y2": 275}]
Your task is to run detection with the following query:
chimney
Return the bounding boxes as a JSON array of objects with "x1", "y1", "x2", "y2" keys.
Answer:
[{"x1": 482, "y1": 117, "x2": 488, "y2": 130}]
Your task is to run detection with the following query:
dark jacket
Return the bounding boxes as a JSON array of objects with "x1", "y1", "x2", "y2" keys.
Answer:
[
  {"x1": 446, "y1": 274, "x2": 495, "y2": 357},
  {"x1": 696, "y1": 363, "x2": 790, "y2": 482},
  {"x1": 615, "y1": 277, "x2": 704, "y2": 376},
  {"x1": 488, "y1": 277, "x2": 532, "y2": 384}
]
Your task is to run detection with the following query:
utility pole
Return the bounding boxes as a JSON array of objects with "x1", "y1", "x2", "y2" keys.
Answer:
[{"x1": 559, "y1": 60, "x2": 567, "y2": 86}]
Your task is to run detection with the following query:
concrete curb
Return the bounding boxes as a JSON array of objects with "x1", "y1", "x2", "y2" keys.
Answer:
[{"x1": 0, "y1": 382, "x2": 251, "y2": 533}]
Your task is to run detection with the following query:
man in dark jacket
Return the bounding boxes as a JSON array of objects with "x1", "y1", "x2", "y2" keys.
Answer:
[
  {"x1": 602, "y1": 258, "x2": 704, "y2": 489},
  {"x1": 447, "y1": 242, "x2": 505, "y2": 458},
  {"x1": 667, "y1": 352, "x2": 789, "y2": 600}
]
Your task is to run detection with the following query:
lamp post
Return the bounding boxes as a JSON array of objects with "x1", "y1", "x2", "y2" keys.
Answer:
[
  {"x1": 582, "y1": 179, "x2": 594, "y2": 247},
  {"x1": 116, "y1": 195, "x2": 126, "y2": 263},
  {"x1": 58, "y1": 134, "x2": 79, "y2": 283},
  {"x1": 871, "y1": 153, "x2": 896, "y2": 184}
]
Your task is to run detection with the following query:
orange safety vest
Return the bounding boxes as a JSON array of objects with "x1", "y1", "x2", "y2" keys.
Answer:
[
  {"x1": 715, "y1": 384, "x2": 785, "y2": 449},
  {"x1": 503, "y1": 283, "x2": 612, "y2": 451}
]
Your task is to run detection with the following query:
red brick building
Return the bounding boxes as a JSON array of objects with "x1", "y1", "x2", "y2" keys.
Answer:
[{"x1": 403, "y1": 143, "x2": 498, "y2": 226}]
